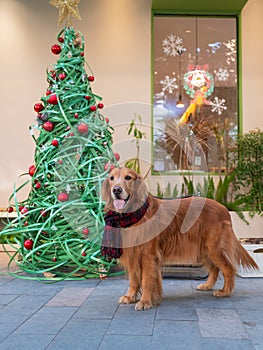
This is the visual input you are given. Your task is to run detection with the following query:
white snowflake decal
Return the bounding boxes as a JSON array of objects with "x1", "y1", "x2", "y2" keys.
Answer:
[
  {"x1": 214, "y1": 68, "x2": 230, "y2": 81},
  {"x1": 162, "y1": 34, "x2": 185, "y2": 57},
  {"x1": 223, "y1": 39, "x2": 236, "y2": 65},
  {"x1": 208, "y1": 41, "x2": 221, "y2": 54},
  {"x1": 160, "y1": 75, "x2": 178, "y2": 94},
  {"x1": 210, "y1": 97, "x2": 227, "y2": 115}
]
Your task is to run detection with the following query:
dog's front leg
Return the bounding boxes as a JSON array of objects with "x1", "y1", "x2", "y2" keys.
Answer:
[
  {"x1": 135, "y1": 254, "x2": 162, "y2": 311},
  {"x1": 119, "y1": 270, "x2": 140, "y2": 305}
]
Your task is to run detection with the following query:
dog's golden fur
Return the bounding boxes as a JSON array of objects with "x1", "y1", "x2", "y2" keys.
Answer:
[{"x1": 102, "y1": 167, "x2": 258, "y2": 311}]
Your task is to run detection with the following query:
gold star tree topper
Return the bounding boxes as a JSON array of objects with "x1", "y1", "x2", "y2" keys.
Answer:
[{"x1": 50, "y1": 0, "x2": 81, "y2": 26}]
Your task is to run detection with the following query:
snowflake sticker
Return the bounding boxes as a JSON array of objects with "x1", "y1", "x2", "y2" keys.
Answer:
[
  {"x1": 214, "y1": 68, "x2": 230, "y2": 81},
  {"x1": 208, "y1": 41, "x2": 221, "y2": 54},
  {"x1": 162, "y1": 34, "x2": 185, "y2": 57},
  {"x1": 223, "y1": 39, "x2": 236, "y2": 65},
  {"x1": 210, "y1": 97, "x2": 227, "y2": 115},
  {"x1": 160, "y1": 75, "x2": 178, "y2": 94}
]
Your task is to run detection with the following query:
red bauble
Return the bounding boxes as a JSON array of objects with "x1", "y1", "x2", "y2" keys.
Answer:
[
  {"x1": 29, "y1": 165, "x2": 36, "y2": 177},
  {"x1": 34, "y1": 103, "x2": 44, "y2": 113},
  {"x1": 59, "y1": 72, "x2": 66, "y2": 80},
  {"x1": 24, "y1": 222, "x2": 28, "y2": 227},
  {"x1": 80, "y1": 52, "x2": 84, "y2": 57},
  {"x1": 88, "y1": 75, "x2": 95, "y2": 82},
  {"x1": 51, "y1": 139, "x2": 59, "y2": 147},
  {"x1": 69, "y1": 131, "x2": 74, "y2": 136},
  {"x1": 46, "y1": 89, "x2": 52, "y2": 96},
  {"x1": 114, "y1": 153, "x2": 120, "y2": 161},
  {"x1": 74, "y1": 113, "x2": 79, "y2": 118},
  {"x1": 84, "y1": 95, "x2": 91, "y2": 101},
  {"x1": 7, "y1": 206, "x2": 14, "y2": 213},
  {"x1": 24, "y1": 239, "x2": 33, "y2": 250},
  {"x1": 77, "y1": 123, "x2": 89, "y2": 135},
  {"x1": 104, "y1": 163, "x2": 115, "y2": 172},
  {"x1": 58, "y1": 159, "x2": 63, "y2": 164},
  {"x1": 19, "y1": 205, "x2": 24, "y2": 212},
  {"x1": 82, "y1": 227, "x2": 89, "y2": 235},
  {"x1": 35, "y1": 182, "x2": 41, "y2": 189},
  {"x1": 52, "y1": 257, "x2": 57, "y2": 262},
  {"x1": 57, "y1": 193, "x2": 69, "y2": 202},
  {"x1": 58, "y1": 37, "x2": 64, "y2": 43},
  {"x1": 40, "y1": 210, "x2": 47, "y2": 217},
  {"x1": 43, "y1": 121, "x2": 54, "y2": 132},
  {"x1": 51, "y1": 44, "x2": 61, "y2": 54},
  {"x1": 21, "y1": 207, "x2": 28, "y2": 215},
  {"x1": 97, "y1": 103, "x2": 104, "y2": 109},
  {"x1": 47, "y1": 94, "x2": 58, "y2": 105},
  {"x1": 105, "y1": 117, "x2": 110, "y2": 123},
  {"x1": 90, "y1": 105, "x2": 97, "y2": 112},
  {"x1": 81, "y1": 252, "x2": 87, "y2": 257}
]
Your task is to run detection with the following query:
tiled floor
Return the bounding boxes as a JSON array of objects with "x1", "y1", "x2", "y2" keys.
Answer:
[{"x1": 0, "y1": 252, "x2": 263, "y2": 350}]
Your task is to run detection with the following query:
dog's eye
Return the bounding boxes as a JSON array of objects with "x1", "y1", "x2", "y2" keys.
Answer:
[
  {"x1": 109, "y1": 176, "x2": 114, "y2": 181},
  {"x1": 125, "y1": 175, "x2": 132, "y2": 180}
]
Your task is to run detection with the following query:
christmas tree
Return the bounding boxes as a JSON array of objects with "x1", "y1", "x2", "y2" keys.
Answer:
[{"x1": 0, "y1": 1, "x2": 119, "y2": 280}]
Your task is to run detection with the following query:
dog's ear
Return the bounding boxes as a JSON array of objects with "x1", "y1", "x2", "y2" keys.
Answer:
[
  {"x1": 101, "y1": 177, "x2": 111, "y2": 206},
  {"x1": 132, "y1": 173, "x2": 148, "y2": 203}
]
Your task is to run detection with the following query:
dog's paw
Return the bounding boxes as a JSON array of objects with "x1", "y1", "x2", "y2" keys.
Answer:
[
  {"x1": 196, "y1": 283, "x2": 213, "y2": 291},
  {"x1": 119, "y1": 295, "x2": 136, "y2": 304},
  {"x1": 135, "y1": 300, "x2": 152, "y2": 311},
  {"x1": 213, "y1": 290, "x2": 230, "y2": 298}
]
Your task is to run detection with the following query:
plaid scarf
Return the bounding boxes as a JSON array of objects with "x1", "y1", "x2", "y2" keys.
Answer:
[{"x1": 101, "y1": 197, "x2": 149, "y2": 259}]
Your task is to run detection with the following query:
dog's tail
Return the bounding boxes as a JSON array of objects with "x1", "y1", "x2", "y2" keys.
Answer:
[
  {"x1": 221, "y1": 221, "x2": 259, "y2": 271},
  {"x1": 237, "y1": 243, "x2": 259, "y2": 271}
]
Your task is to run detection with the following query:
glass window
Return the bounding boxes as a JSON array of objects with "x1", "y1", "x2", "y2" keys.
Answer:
[{"x1": 153, "y1": 16, "x2": 238, "y2": 173}]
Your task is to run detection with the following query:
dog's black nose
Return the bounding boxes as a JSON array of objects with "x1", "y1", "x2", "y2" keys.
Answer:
[{"x1": 113, "y1": 186, "x2": 122, "y2": 195}]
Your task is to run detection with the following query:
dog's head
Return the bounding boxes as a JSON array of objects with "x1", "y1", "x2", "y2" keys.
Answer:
[{"x1": 102, "y1": 167, "x2": 148, "y2": 212}]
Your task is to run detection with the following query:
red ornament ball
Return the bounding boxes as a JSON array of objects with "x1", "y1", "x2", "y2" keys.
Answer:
[
  {"x1": 7, "y1": 206, "x2": 14, "y2": 213},
  {"x1": 43, "y1": 121, "x2": 54, "y2": 132},
  {"x1": 114, "y1": 152, "x2": 120, "y2": 161},
  {"x1": 47, "y1": 94, "x2": 58, "y2": 105},
  {"x1": 84, "y1": 95, "x2": 91, "y2": 101},
  {"x1": 81, "y1": 252, "x2": 87, "y2": 257},
  {"x1": 104, "y1": 163, "x2": 115, "y2": 172},
  {"x1": 58, "y1": 159, "x2": 63, "y2": 164},
  {"x1": 51, "y1": 139, "x2": 59, "y2": 147},
  {"x1": 59, "y1": 72, "x2": 66, "y2": 80},
  {"x1": 21, "y1": 207, "x2": 28, "y2": 215},
  {"x1": 80, "y1": 52, "x2": 84, "y2": 57},
  {"x1": 57, "y1": 192, "x2": 69, "y2": 202},
  {"x1": 52, "y1": 257, "x2": 57, "y2": 262},
  {"x1": 58, "y1": 37, "x2": 64, "y2": 43},
  {"x1": 77, "y1": 123, "x2": 89, "y2": 135},
  {"x1": 90, "y1": 105, "x2": 97, "y2": 112},
  {"x1": 40, "y1": 210, "x2": 47, "y2": 217},
  {"x1": 105, "y1": 117, "x2": 110, "y2": 123},
  {"x1": 34, "y1": 103, "x2": 44, "y2": 113},
  {"x1": 35, "y1": 182, "x2": 41, "y2": 189},
  {"x1": 74, "y1": 113, "x2": 79, "y2": 118},
  {"x1": 97, "y1": 103, "x2": 104, "y2": 109},
  {"x1": 82, "y1": 227, "x2": 89, "y2": 235},
  {"x1": 46, "y1": 89, "x2": 52, "y2": 96},
  {"x1": 88, "y1": 75, "x2": 95, "y2": 82},
  {"x1": 29, "y1": 165, "x2": 36, "y2": 177},
  {"x1": 51, "y1": 44, "x2": 61, "y2": 55},
  {"x1": 24, "y1": 222, "x2": 29, "y2": 227},
  {"x1": 24, "y1": 239, "x2": 34, "y2": 250}
]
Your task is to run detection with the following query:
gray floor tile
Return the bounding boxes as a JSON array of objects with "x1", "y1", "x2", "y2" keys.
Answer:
[
  {"x1": 0, "y1": 334, "x2": 54, "y2": 350},
  {"x1": 197, "y1": 307, "x2": 249, "y2": 339},
  {"x1": 99, "y1": 335, "x2": 152, "y2": 350},
  {"x1": 201, "y1": 338, "x2": 255, "y2": 350},
  {"x1": 46, "y1": 287, "x2": 94, "y2": 306}
]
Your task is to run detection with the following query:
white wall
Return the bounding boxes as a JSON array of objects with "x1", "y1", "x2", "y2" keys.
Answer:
[{"x1": 0, "y1": 0, "x2": 262, "y2": 206}]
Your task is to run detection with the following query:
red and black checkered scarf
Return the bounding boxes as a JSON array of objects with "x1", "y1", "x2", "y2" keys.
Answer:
[{"x1": 101, "y1": 197, "x2": 149, "y2": 259}]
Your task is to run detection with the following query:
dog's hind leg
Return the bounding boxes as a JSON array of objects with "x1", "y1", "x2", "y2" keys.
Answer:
[{"x1": 197, "y1": 263, "x2": 219, "y2": 291}]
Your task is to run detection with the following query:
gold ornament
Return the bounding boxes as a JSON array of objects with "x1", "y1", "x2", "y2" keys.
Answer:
[{"x1": 50, "y1": 0, "x2": 81, "y2": 26}]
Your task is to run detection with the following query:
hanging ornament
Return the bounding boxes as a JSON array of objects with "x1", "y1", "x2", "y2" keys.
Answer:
[
  {"x1": 28, "y1": 165, "x2": 36, "y2": 177},
  {"x1": 43, "y1": 121, "x2": 55, "y2": 132},
  {"x1": 34, "y1": 103, "x2": 44, "y2": 113},
  {"x1": 47, "y1": 94, "x2": 58, "y2": 105},
  {"x1": 24, "y1": 239, "x2": 34, "y2": 250},
  {"x1": 57, "y1": 192, "x2": 69, "y2": 202},
  {"x1": 179, "y1": 65, "x2": 214, "y2": 125},
  {"x1": 77, "y1": 123, "x2": 89, "y2": 134},
  {"x1": 51, "y1": 44, "x2": 62, "y2": 55}
]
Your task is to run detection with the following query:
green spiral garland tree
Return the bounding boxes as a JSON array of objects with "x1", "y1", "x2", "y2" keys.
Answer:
[{"x1": 0, "y1": 26, "x2": 119, "y2": 280}]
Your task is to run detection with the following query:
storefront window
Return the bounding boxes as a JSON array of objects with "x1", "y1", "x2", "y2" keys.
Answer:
[{"x1": 153, "y1": 16, "x2": 238, "y2": 173}]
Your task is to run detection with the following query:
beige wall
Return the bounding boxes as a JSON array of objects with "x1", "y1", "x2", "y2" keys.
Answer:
[{"x1": 0, "y1": 0, "x2": 262, "y2": 206}]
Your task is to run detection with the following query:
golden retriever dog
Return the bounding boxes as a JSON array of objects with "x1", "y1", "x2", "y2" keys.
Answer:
[{"x1": 101, "y1": 167, "x2": 258, "y2": 311}]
